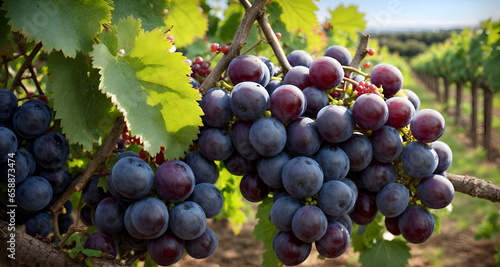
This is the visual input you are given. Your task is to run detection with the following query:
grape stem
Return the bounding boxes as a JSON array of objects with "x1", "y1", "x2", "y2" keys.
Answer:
[
  {"x1": 241, "y1": 39, "x2": 265, "y2": 55},
  {"x1": 10, "y1": 39, "x2": 44, "y2": 95},
  {"x1": 342, "y1": 66, "x2": 370, "y2": 78},
  {"x1": 343, "y1": 76, "x2": 360, "y2": 87},
  {"x1": 347, "y1": 34, "x2": 370, "y2": 74}
]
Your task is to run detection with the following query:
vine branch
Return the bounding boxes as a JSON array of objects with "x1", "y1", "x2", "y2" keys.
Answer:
[
  {"x1": 446, "y1": 173, "x2": 500, "y2": 203},
  {"x1": 198, "y1": 0, "x2": 268, "y2": 95},
  {"x1": 10, "y1": 42, "x2": 42, "y2": 92},
  {"x1": 346, "y1": 33, "x2": 370, "y2": 76}
]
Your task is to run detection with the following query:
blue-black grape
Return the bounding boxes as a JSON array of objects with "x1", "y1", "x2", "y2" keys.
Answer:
[
  {"x1": 370, "y1": 126, "x2": 403, "y2": 163},
  {"x1": 324, "y1": 45, "x2": 352, "y2": 66},
  {"x1": 83, "y1": 175, "x2": 108, "y2": 209},
  {"x1": 0, "y1": 127, "x2": 18, "y2": 163},
  {"x1": 155, "y1": 160, "x2": 195, "y2": 202},
  {"x1": 270, "y1": 196, "x2": 302, "y2": 231},
  {"x1": 314, "y1": 144, "x2": 350, "y2": 181},
  {"x1": 0, "y1": 88, "x2": 17, "y2": 121},
  {"x1": 199, "y1": 87, "x2": 232, "y2": 127},
  {"x1": 376, "y1": 182, "x2": 409, "y2": 218},
  {"x1": 147, "y1": 230, "x2": 185, "y2": 266},
  {"x1": 25, "y1": 212, "x2": 52, "y2": 237},
  {"x1": 184, "y1": 150, "x2": 219, "y2": 184},
  {"x1": 240, "y1": 172, "x2": 270, "y2": 202},
  {"x1": 401, "y1": 141, "x2": 438, "y2": 178},
  {"x1": 316, "y1": 105, "x2": 355, "y2": 143},
  {"x1": 110, "y1": 157, "x2": 154, "y2": 200},
  {"x1": 273, "y1": 231, "x2": 311, "y2": 266},
  {"x1": 13, "y1": 99, "x2": 52, "y2": 139},
  {"x1": 404, "y1": 89, "x2": 421, "y2": 110},
  {"x1": 249, "y1": 117, "x2": 287, "y2": 157},
  {"x1": 291, "y1": 205, "x2": 328, "y2": 243},
  {"x1": 287, "y1": 50, "x2": 313, "y2": 68},
  {"x1": 398, "y1": 206, "x2": 435, "y2": 244},
  {"x1": 185, "y1": 227, "x2": 218, "y2": 259},
  {"x1": 58, "y1": 215, "x2": 73, "y2": 234},
  {"x1": 116, "y1": 151, "x2": 139, "y2": 162},
  {"x1": 39, "y1": 167, "x2": 72, "y2": 195},
  {"x1": 33, "y1": 132, "x2": 70, "y2": 170},
  {"x1": 16, "y1": 176, "x2": 53, "y2": 212},
  {"x1": 169, "y1": 201, "x2": 206, "y2": 240},
  {"x1": 417, "y1": 174, "x2": 454, "y2": 209},
  {"x1": 230, "y1": 119, "x2": 260, "y2": 161},
  {"x1": 302, "y1": 86, "x2": 329, "y2": 118},
  {"x1": 223, "y1": 151, "x2": 254, "y2": 176},
  {"x1": 84, "y1": 232, "x2": 118, "y2": 257},
  {"x1": 80, "y1": 205, "x2": 93, "y2": 226},
  {"x1": 315, "y1": 221, "x2": 350, "y2": 258},
  {"x1": 360, "y1": 160, "x2": 397, "y2": 192},
  {"x1": 431, "y1": 141, "x2": 453, "y2": 174},
  {"x1": 187, "y1": 183, "x2": 223, "y2": 218},
  {"x1": 349, "y1": 189, "x2": 378, "y2": 226},
  {"x1": 198, "y1": 127, "x2": 234, "y2": 161},
  {"x1": 229, "y1": 81, "x2": 269, "y2": 121},
  {"x1": 283, "y1": 66, "x2": 313, "y2": 90},
  {"x1": 282, "y1": 157, "x2": 323, "y2": 199},
  {"x1": 318, "y1": 180, "x2": 356, "y2": 217},
  {"x1": 120, "y1": 230, "x2": 148, "y2": 251},
  {"x1": 286, "y1": 117, "x2": 321, "y2": 157},
  {"x1": 333, "y1": 214, "x2": 353, "y2": 235},
  {"x1": 339, "y1": 132, "x2": 373, "y2": 171},
  {"x1": 257, "y1": 151, "x2": 289, "y2": 189},
  {"x1": 1, "y1": 149, "x2": 35, "y2": 184},
  {"x1": 129, "y1": 197, "x2": 169, "y2": 239},
  {"x1": 94, "y1": 196, "x2": 126, "y2": 235},
  {"x1": 385, "y1": 216, "x2": 401, "y2": 235}
]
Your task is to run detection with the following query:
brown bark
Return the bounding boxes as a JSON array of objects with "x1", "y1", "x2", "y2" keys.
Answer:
[
  {"x1": 435, "y1": 75, "x2": 441, "y2": 101},
  {"x1": 0, "y1": 221, "x2": 127, "y2": 267},
  {"x1": 455, "y1": 82, "x2": 462, "y2": 125},
  {"x1": 443, "y1": 77, "x2": 449, "y2": 113},
  {"x1": 446, "y1": 173, "x2": 500, "y2": 203},
  {"x1": 483, "y1": 86, "x2": 493, "y2": 160},
  {"x1": 471, "y1": 80, "x2": 478, "y2": 146}
]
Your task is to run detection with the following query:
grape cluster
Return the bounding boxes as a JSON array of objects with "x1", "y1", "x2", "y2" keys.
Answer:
[
  {"x1": 198, "y1": 44, "x2": 453, "y2": 265},
  {"x1": 0, "y1": 89, "x2": 74, "y2": 237},
  {"x1": 80, "y1": 139, "x2": 223, "y2": 264}
]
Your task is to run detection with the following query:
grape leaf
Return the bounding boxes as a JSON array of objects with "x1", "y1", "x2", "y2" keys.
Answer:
[
  {"x1": 3, "y1": 0, "x2": 112, "y2": 58},
  {"x1": 273, "y1": 0, "x2": 319, "y2": 37},
  {"x1": 359, "y1": 239, "x2": 411, "y2": 267},
  {"x1": 47, "y1": 51, "x2": 118, "y2": 150},
  {"x1": 67, "y1": 233, "x2": 102, "y2": 259},
  {"x1": 328, "y1": 5, "x2": 366, "y2": 37},
  {"x1": 0, "y1": 7, "x2": 15, "y2": 57},
  {"x1": 253, "y1": 197, "x2": 280, "y2": 267},
  {"x1": 164, "y1": 0, "x2": 208, "y2": 47},
  {"x1": 218, "y1": 3, "x2": 244, "y2": 42},
  {"x1": 110, "y1": 0, "x2": 167, "y2": 31},
  {"x1": 90, "y1": 16, "x2": 203, "y2": 158}
]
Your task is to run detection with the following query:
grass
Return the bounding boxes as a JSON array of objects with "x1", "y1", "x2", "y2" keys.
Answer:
[{"x1": 406, "y1": 74, "x2": 500, "y2": 228}]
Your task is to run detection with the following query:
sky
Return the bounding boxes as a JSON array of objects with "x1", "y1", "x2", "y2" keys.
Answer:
[{"x1": 315, "y1": 0, "x2": 500, "y2": 32}]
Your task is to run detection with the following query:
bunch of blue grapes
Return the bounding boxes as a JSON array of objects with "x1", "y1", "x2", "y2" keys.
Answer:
[
  {"x1": 197, "y1": 45, "x2": 454, "y2": 265},
  {"x1": 0, "y1": 89, "x2": 74, "y2": 238},
  {"x1": 80, "y1": 148, "x2": 223, "y2": 265}
]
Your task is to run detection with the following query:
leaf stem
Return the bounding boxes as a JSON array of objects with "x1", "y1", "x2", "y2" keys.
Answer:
[{"x1": 10, "y1": 42, "x2": 43, "y2": 91}]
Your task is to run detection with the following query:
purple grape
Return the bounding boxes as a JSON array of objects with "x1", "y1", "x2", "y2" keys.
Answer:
[
  {"x1": 200, "y1": 87, "x2": 232, "y2": 127},
  {"x1": 147, "y1": 231, "x2": 185, "y2": 266},
  {"x1": 257, "y1": 151, "x2": 289, "y2": 189},
  {"x1": 0, "y1": 127, "x2": 17, "y2": 164},
  {"x1": 315, "y1": 221, "x2": 350, "y2": 258},
  {"x1": 94, "y1": 196, "x2": 126, "y2": 234},
  {"x1": 33, "y1": 132, "x2": 70, "y2": 170},
  {"x1": 385, "y1": 216, "x2": 401, "y2": 235},
  {"x1": 0, "y1": 88, "x2": 17, "y2": 121},
  {"x1": 302, "y1": 86, "x2": 329, "y2": 118},
  {"x1": 230, "y1": 119, "x2": 260, "y2": 161},
  {"x1": 116, "y1": 150, "x2": 138, "y2": 162},
  {"x1": 249, "y1": 117, "x2": 286, "y2": 157},
  {"x1": 240, "y1": 172, "x2": 269, "y2": 202},
  {"x1": 398, "y1": 206, "x2": 435, "y2": 244},
  {"x1": 418, "y1": 174, "x2": 454, "y2": 209},
  {"x1": 349, "y1": 189, "x2": 378, "y2": 225},
  {"x1": 83, "y1": 175, "x2": 108, "y2": 208},
  {"x1": 283, "y1": 66, "x2": 313, "y2": 89},
  {"x1": 316, "y1": 105, "x2": 355, "y2": 143},
  {"x1": 314, "y1": 144, "x2": 350, "y2": 181},
  {"x1": 410, "y1": 109, "x2": 446, "y2": 143},
  {"x1": 370, "y1": 126, "x2": 403, "y2": 163},
  {"x1": 223, "y1": 151, "x2": 254, "y2": 176},
  {"x1": 130, "y1": 197, "x2": 169, "y2": 239},
  {"x1": 286, "y1": 117, "x2": 321, "y2": 157},
  {"x1": 318, "y1": 180, "x2": 356, "y2": 217},
  {"x1": 324, "y1": 45, "x2": 352, "y2": 66},
  {"x1": 120, "y1": 230, "x2": 147, "y2": 251},
  {"x1": 339, "y1": 132, "x2": 373, "y2": 171},
  {"x1": 58, "y1": 215, "x2": 73, "y2": 234},
  {"x1": 352, "y1": 93, "x2": 388, "y2": 131},
  {"x1": 404, "y1": 89, "x2": 421, "y2": 110},
  {"x1": 16, "y1": 176, "x2": 53, "y2": 212},
  {"x1": 385, "y1": 97, "x2": 415, "y2": 128},
  {"x1": 185, "y1": 227, "x2": 218, "y2": 259},
  {"x1": 272, "y1": 231, "x2": 311, "y2": 266},
  {"x1": 184, "y1": 150, "x2": 219, "y2": 184},
  {"x1": 80, "y1": 205, "x2": 93, "y2": 226},
  {"x1": 292, "y1": 205, "x2": 328, "y2": 243},
  {"x1": 282, "y1": 157, "x2": 323, "y2": 199},
  {"x1": 25, "y1": 212, "x2": 52, "y2": 237},
  {"x1": 169, "y1": 201, "x2": 206, "y2": 240},
  {"x1": 154, "y1": 160, "x2": 195, "y2": 202},
  {"x1": 39, "y1": 167, "x2": 72, "y2": 195},
  {"x1": 360, "y1": 160, "x2": 397, "y2": 192},
  {"x1": 270, "y1": 84, "x2": 306, "y2": 123},
  {"x1": 198, "y1": 127, "x2": 234, "y2": 161},
  {"x1": 12, "y1": 99, "x2": 52, "y2": 139},
  {"x1": 84, "y1": 232, "x2": 118, "y2": 257},
  {"x1": 370, "y1": 63, "x2": 404, "y2": 97},
  {"x1": 110, "y1": 157, "x2": 154, "y2": 200},
  {"x1": 265, "y1": 79, "x2": 282, "y2": 97},
  {"x1": 376, "y1": 183, "x2": 409, "y2": 218},
  {"x1": 1, "y1": 149, "x2": 35, "y2": 184},
  {"x1": 431, "y1": 141, "x2": 453, "y2": 173},
  {"x1": 287, "y1": 50, "x2": 313, "y2": 67},
  {"x1": 270, "y1": 196, "x2": 302, "y2": 231},
  {"x1": 259, "y1": 59, "x2": 271, "y2": 87},
  {"x1": 309, "y1": 56, "x2": 344, "y2": 90},
  {"x1": 334, "y1": 214, "x2": 353, "y2": 235},
  {"x1": 401, "y1": 141, "x2": 438, "y2": 178},
  {"x1": 227, "y1": 55, "x2": 265, "y2": 85},
  {"x1": 187, "y1": 183, "x2": 223, "y2": 218},
  {"x1": 229, "y1": 81, "x2": 269, "y2": 121}
]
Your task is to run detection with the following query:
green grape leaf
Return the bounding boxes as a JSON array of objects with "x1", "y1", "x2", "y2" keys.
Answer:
[
  {"x1": 328, "y1": 4, "x2": 366, "y2": 37},
  {"x1": 98, "y1": 176, "x2": 109, "y2": 193},
  {"x1": 273, "y1": 0, "x2": 319, "y2": 37},
  {"x1": 484, "y1": 40, "x2": 500, "y2": 93},
  {"x1": 67, "y1": 233, "x2": 102, "y2": 259},
  {"x1": 218, "y1": 3, "x2": 244, "y2": 42},
  {"x1": 359, "y1": 239, "x2": 411, "y2": 267},
  {"x1": 47, "y1": 51, "x2": 118, "y2": 150},
  {"x1": 0, "y1": 8, "x2": 15, "y2": 57},
  {"x1": 90, "y1": 16, "x2": 203, "y2": 158},
  {"x1": 3, "y1": 0, "x2": 112, "y2": 58},
  {"x1": 111, "y1": 0, "x2": 167, "y2": 31},
  {"x1": 215, "y1": 162, "x2": 248, "y2": 235},
  {"x1": 164, "y1": 0, "x2": 208, "y2": 47},
  {"x1": 253, "y1": 197, "x2": 280, "y2": 267}
]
